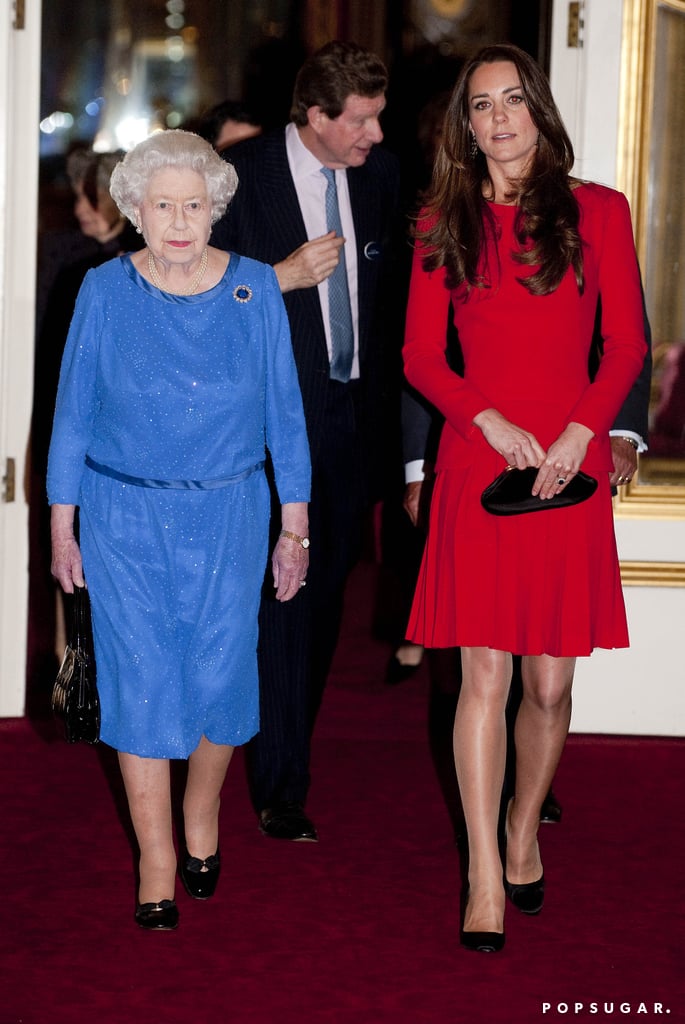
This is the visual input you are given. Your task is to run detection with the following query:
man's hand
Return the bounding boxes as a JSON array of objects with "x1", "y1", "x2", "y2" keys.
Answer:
[
  {"x1": 402, "y1": 481, "x2": 424, "y2": 527},
  {"x1": 609, "y1": 436, "x2": 639, "y2": 487},
  {"x1": 274, "y1": 231, "x2": 345, "y2": 293}
]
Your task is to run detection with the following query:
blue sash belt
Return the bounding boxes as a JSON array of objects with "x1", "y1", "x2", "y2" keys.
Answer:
[{"x1": 85, "y1": 455, "x2": 264, "y2": 490}]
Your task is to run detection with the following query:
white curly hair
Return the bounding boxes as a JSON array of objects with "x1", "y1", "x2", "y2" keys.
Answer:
[{"x1": 109, "y1": 129, "x2": 239, "y2": 226}]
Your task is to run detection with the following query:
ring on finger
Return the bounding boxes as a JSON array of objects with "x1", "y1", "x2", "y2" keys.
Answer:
[
  {"x1": 557, "y1": 477, "x2": 566, "y2": 485},
  {"x1": 299, "y1": 580, "x2": 306, "y2": 587}
]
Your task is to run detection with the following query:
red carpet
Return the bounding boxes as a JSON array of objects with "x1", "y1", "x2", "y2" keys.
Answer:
[{"x1": 3, "y1": 559, "x2": 684, "y2": 1023}]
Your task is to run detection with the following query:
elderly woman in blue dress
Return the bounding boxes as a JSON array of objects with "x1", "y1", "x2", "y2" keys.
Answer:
[{"x1": 48, "y1": 130, "x2": 311, "y2": 931}]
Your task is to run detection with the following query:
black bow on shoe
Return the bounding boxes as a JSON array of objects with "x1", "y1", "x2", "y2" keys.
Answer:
[{"x1": 180, "y1": 849, "x2": 221, "y2": 900}]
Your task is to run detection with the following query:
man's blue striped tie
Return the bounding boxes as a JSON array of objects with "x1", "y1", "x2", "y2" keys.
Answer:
[{"x1": 321, "y1": 167, "x2": 353, "y2": 382}]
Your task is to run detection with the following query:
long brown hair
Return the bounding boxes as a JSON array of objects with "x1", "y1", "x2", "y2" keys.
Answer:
[{"x1": 417, "y1": 43, "x2": 583, "y2": 297}]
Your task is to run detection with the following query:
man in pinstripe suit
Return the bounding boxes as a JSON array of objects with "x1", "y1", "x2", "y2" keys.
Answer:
[{"x1": 212, "y1": 41, "x2": 400, "y2": 841}]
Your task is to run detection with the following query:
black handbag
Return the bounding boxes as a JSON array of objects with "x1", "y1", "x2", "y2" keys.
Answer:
[
  {"x1": 51, "y1": 585, "x2": 100, "y2": 744},
  {"x1": 481, "y1": 465, "x2": 598, "y2": 516}
]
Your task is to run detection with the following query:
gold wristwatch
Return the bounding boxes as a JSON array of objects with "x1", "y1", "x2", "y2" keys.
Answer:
[{"x1": 280, "y1": 530, "x2": 310, "y2": 549}]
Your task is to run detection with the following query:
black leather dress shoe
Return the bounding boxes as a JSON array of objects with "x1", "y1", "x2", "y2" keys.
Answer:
[
  {"x1": 134, "y1": 899, "x2": 179, "y2": 930},
  {"x1": 540, "y1": 790, "x2": 562, "y2": 824},
  {"x1": 460, "y1": 929, "x2": 505, "y2": 953},
  {"x1": 259, "y1": 803, "x2": 318, "y2": 842},
  {"x1": 504, "y1": 875, "x2": 545, "y2": 915},
  {"x1": 180, "y1": 849, "x2": 221, "y2": 900}
]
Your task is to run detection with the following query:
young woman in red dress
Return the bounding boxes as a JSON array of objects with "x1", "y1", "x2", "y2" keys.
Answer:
[{"x1": 403, "y1": 44, "x2": 646, "y2": 952}]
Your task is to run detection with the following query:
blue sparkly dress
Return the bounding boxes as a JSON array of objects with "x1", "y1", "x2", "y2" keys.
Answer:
[{"x1": 47, "y1": 253, "x2": 311, "y2": 758}]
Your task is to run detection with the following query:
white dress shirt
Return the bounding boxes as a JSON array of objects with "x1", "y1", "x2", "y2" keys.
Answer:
[{"x1": 285, "y1": 122, "x2": 360, "y2": 378}]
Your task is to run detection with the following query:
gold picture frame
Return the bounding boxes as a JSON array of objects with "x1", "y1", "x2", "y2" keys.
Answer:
[
  {"x1": 615, "y1": 0, "x2": 685, "y2": 524},
  {"x1": 619, "y1": 560, "x2": 685, "y2": 585}
]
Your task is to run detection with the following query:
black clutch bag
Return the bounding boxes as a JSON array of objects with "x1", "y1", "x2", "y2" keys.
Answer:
[
  {"x1": 481, "y1": 466, "x2": 598, "y2": 516},
  {"x1": 51, "y1": 585, "x2": 100, "y2": 744}
]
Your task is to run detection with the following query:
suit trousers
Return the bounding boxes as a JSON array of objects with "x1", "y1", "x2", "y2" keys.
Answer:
[{"x1": 247, "y1": 379, "x2": 368, "y2": 812}]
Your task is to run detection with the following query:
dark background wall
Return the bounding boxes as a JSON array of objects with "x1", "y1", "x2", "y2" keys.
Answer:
[{"x1": 38, "y1": 0, "x2": 552, "y2": 233}]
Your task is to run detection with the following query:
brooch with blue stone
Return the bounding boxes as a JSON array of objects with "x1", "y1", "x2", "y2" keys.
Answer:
[{"x1": 233, "y1": 284, "x2": 253, "y2": 303}]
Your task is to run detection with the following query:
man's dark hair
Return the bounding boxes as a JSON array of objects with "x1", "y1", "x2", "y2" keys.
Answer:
[{"x1": 290, "y1": 41, "x2": 388, "y2": 126}]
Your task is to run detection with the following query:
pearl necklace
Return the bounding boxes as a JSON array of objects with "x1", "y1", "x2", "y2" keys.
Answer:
[{"x1": 147, "y1": 247, "x2": 208, "y2": 295}]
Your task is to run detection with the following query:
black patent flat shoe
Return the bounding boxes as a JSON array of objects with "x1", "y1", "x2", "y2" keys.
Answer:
[
  {"x1": 460, "y1": 929, "x2": 505, "y2": 953},
  {"x1": 504, "y1": 875, "x2": 545, "y2": 915},
  {"x1": 180, "y1": 849, "x2": 221, "y2": 900},
  {"x1": 134, "y1": 899, "x2": 179, "y2": 930}
]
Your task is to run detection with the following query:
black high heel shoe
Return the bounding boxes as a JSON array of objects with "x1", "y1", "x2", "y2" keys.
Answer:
[
  {"x1": 135, "y1": 899, "x2": 179, "y2": 930},
  {"x1": 460, "y1": 891, "x2": 505, "y2": 953},
  {"x1": 460, "y1": 928, "x2": 505, "y2": 953},
  {"x1": 180, "y1": 849, "x2": 221, "y2": 900},
  {"x1": 504, "y1": 874, "x2": 545, "y2": 915},
  {"x1": 504, "y1": 798, "x2": 545, "y2": 915}
]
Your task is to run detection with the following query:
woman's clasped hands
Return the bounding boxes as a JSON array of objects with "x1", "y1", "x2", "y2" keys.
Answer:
[{"x1": 474, "y1": 409, "x2": 594, "y2": 500}]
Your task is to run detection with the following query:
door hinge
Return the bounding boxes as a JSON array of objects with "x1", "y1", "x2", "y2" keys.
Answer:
[
  {"x1": 3, "y1": 458, "x2": 16, "y2": 503},
  {"x1": 13, "y1": 0, "x2": 25, "y2": 30},
  {"x1": 568, "y1": 1, "x2": 583, "y2": 48}
]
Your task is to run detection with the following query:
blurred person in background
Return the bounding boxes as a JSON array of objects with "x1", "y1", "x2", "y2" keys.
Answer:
[
  {"x1": 191, "y1": 99, "x2": 263, "y2": 153},
  {"x1": 29, "y1": 149, "x2": 144, "y2": 705}
]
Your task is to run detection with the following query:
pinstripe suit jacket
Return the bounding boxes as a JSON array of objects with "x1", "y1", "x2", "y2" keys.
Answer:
[{"x1": 211, "y1": 129, "x2": 401, "y2": 480}]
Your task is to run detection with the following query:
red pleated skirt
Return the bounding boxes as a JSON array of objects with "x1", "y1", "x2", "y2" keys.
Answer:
[{"x1": 406, "y1": 456, "x2": 628, "y2": 658}]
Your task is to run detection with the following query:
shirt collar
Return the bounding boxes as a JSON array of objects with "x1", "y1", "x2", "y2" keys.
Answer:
[{"x1": 285, "y1": 121, "x2": 332, "y2": 183}]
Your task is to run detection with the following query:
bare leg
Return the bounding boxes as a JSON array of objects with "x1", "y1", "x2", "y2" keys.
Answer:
[
  {"x1": 507, "y1": 654, "x2": 574, "y2": 883},
  {"x1": 118, "y1": 753, "x2": 176, "y2": 905},
  {"x1": 455, "y1": 646, "x2": 511, "y2": 933},
  {"x1": 183, "y1": 736, "x2": 234, "y2": 862}
]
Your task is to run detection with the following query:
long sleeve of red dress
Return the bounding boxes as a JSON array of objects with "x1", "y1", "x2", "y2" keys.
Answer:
[{"x1": 403, "y1": 185, "x2": 646, "y2": 471}]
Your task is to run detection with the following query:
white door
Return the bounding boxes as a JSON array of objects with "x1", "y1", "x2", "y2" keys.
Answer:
[{"x1": 0, "y1": 2, "x2": 41, "y2": 716}]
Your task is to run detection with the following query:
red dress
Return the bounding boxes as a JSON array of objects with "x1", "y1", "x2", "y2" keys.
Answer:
[{"x1": 403, "y1": 183, "x2": 647, "y2": 657}]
